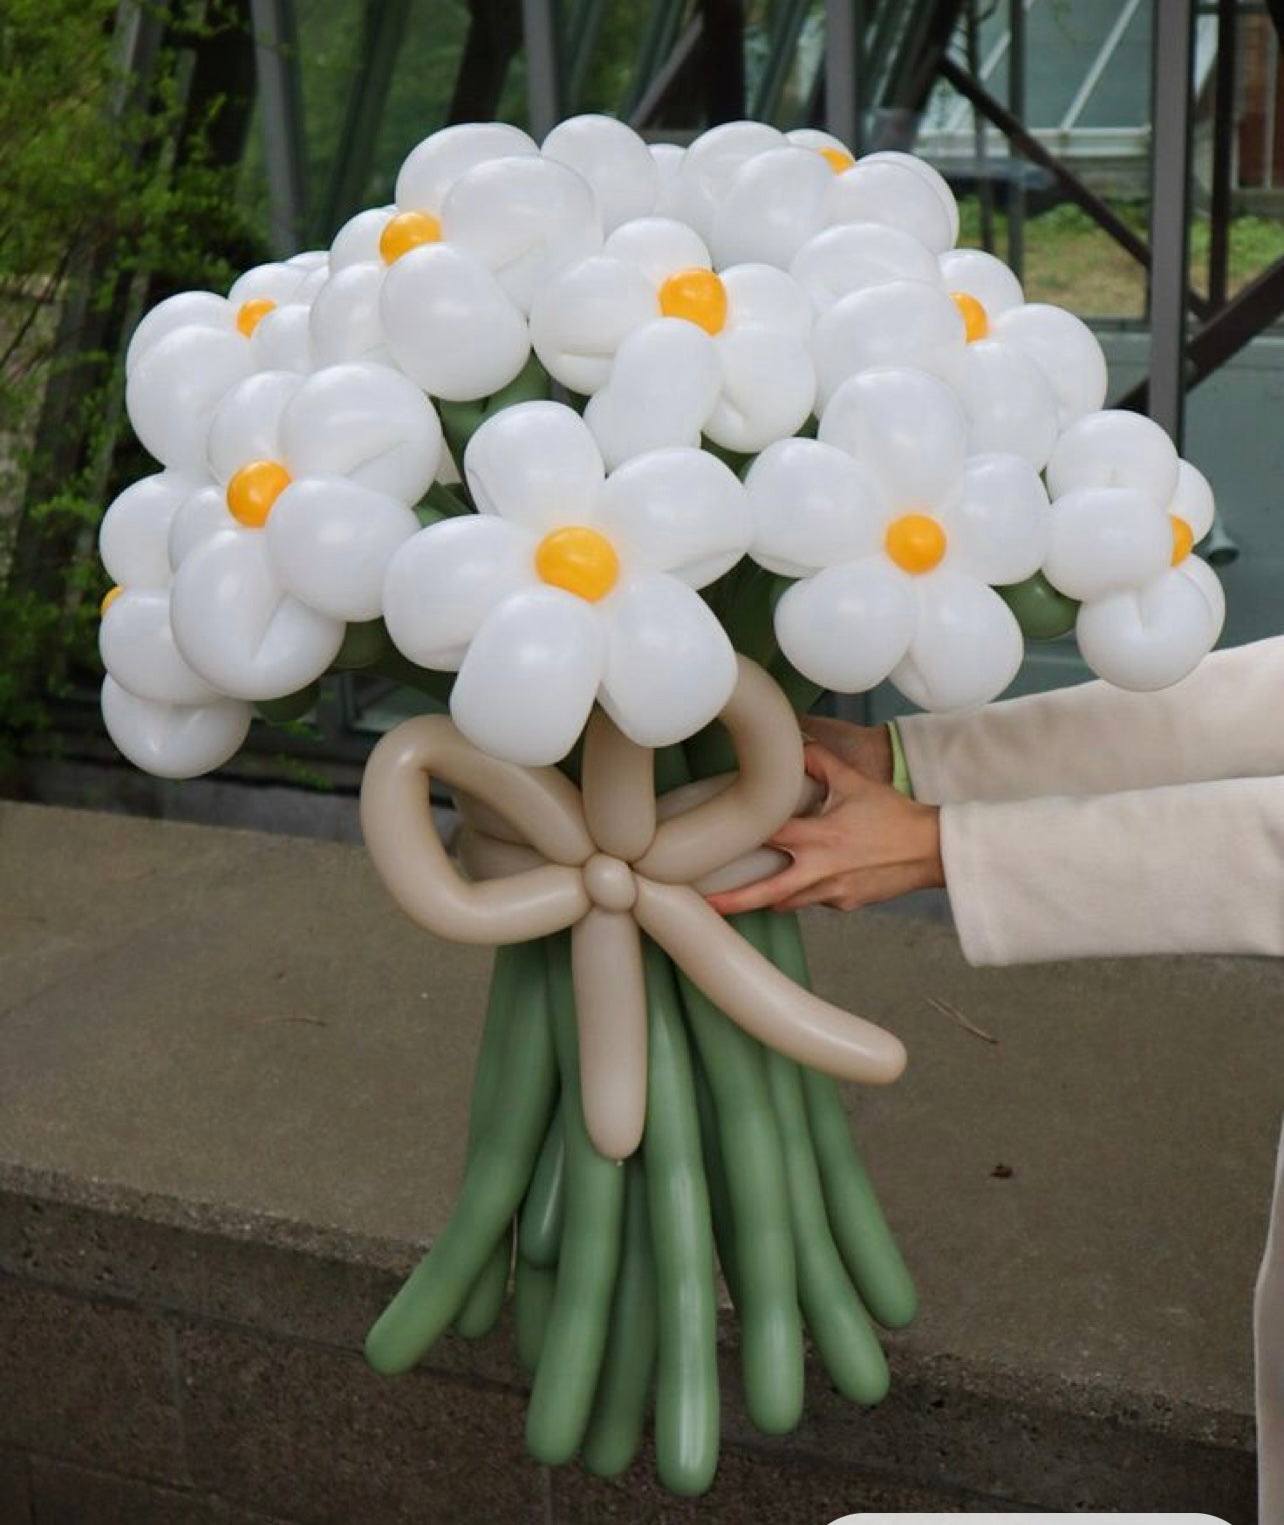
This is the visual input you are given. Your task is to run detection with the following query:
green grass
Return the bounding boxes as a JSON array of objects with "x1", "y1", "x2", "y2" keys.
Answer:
[{"x1": 956, "y1": 199, "x2": 1284, "y2": 319}]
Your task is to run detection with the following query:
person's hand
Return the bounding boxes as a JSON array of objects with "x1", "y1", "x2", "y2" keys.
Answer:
[
  {"x1": 707, "y1": 741, "x2": 944, "y2": 916},
  {"x1": 798, "y1": 715, "x2": 893, "y2": 785}
]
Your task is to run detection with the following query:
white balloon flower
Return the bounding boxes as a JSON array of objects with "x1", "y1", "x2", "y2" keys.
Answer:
[
  {"x1": 309, "y1": 122, "x2": 601, "y2": 400},
  {"x1": 934, "y1": 246, "x2": 1108, "y2": 469},
  {"x1": 167, "y1": 363, "x2": 442, "y2": 701},
  {"x1": 1043, "y1": 411, "x2": 1224, "y2": 690},
  {"x1": 805, "y1": 243, "x2": 1107, "y2": 468},
  {"x1": 530, "y1": 216, "x2": 815, "y2": 462},
  {"x1": 382, "y1": 401, "x2": 752, "y2": 765},
  {"x1": 704, "y1": 126, "x2": 960, "y2": 270},
  {"x1": 98, "y1": 472, "x2": 252, "y2": 778},
  {"x1": 125, "y1": 251, "x2": 328, "y2": 470},
  {"x1": 747, "y1": 368, "x2": 1050, "y2": 711}
]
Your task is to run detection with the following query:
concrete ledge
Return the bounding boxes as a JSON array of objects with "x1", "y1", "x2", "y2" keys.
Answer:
[{"x1": 0, "y1": 802, "x2": 1271, "y2": 1522}]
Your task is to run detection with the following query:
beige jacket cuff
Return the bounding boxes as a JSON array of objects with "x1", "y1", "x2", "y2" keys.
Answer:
[
  {"x1": 898, "y1": 636, "x2": 1284, "y2": 806},
  {"x1": 940, "y1": 775, "x2": 1284, "y2": 966}
]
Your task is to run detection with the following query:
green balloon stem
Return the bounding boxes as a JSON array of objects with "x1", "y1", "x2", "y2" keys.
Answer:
[{"x1": 998, "y1": 573, "x2": 1080, "y2": 641}]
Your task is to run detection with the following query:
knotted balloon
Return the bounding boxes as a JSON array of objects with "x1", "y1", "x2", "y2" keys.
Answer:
[{"x1": 359, "y1": 656, "x2": 906, "y2": 1160}]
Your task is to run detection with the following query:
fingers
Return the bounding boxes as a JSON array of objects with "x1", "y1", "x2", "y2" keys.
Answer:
[{"x1": 706, "y1": 856, "x2": 821, "y2": 917}]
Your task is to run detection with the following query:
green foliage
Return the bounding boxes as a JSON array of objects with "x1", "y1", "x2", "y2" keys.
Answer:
[{"x1": 0, "y1": 0, "x2": 263, "y2": 779}]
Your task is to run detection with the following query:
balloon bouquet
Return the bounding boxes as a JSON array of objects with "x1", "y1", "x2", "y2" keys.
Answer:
[{"x1": 97, "y1": 115, "x2": 1224, "y2": 1494}]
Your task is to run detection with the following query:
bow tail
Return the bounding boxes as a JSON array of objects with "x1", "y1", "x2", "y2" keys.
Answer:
[
  {"x1": 572, "y1": 909, "x2": 649, "y2": 1161},
  {"x1": 633, "y1": 879, "x2": 907, "y2": 1086}
]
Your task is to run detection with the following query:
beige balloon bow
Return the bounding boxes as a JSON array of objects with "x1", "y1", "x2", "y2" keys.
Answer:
[{"x1": 360, "y1": 656, "x2": 907, "y2": 1161}]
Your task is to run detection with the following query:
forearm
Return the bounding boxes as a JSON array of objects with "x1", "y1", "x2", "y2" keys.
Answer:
[
  {"x1": 941, "y1": 774, "x2": 1284, "y2": 964},
  {"x1": 897, "y1": 637, "x2": 1284, "y2": 805}
]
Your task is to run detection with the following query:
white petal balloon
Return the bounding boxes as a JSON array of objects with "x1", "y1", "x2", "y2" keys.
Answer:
[
  {"x1": 168, "y1": 484, "x2": 237, "y2": 570},
  {"x1": 465, "y1": 400, "x2": 605, "y2": 530},
  {"x1": 528, "y1": 255, "x2": 658, "y2": 394},
  {"x1": 102, "y1": 677, "x2": 252, "y2": 781},
  {"x1": 991, "y1": 303, "x2": 1107, "y2": 430},
  {"x1": 812, "y1": 281, "x2": 966, "y2": 409},
  {"x1": 1044, "y1": 487, "x2": 1172, "y2": 601},
  {"x1": 1047, "y1": 410, "x2": 1179, "y2": 498},
  {"x1": 852, "y1": 150, "x2": 960, "y2": 246},
  {"x1": 100, "y1": 588, "x2": 223, "y2": 706},
  {"x1": 267, "y1": 478, "x2": 421, "y2": 622},
  {"x1": 394, "y1": 123, "x2": 538, "y2": 215},
  {"x1": 442, "y1": 155, "x2": 602, "y2": 313},
  {"x1": 819, "y1": 368, "x2": 968, "y2": 512},
  {"x1": 126, "y1": 292, "x2": 229, "y2": 374},
  {"x1": 170, "y1": 531, "x2": 346, "y2": 700},
  {"x1": 584, "y1": 321, "x2": 722, "y2": 468},
  {"x1": 649, "y1": 143, "x2": 686, "y2": 218},
  {"x1": 774, "y1": 560, "x2": 917, "y2": 693},
  {"x1": 745, "y1": 438, "x2": 884, "y2": 578},
  {"x1": 451, "y1": 588, "x2": 606, "y2": 766},
  {"x1": 705, "y1": 324, "x2": 816, "y2": 453},
  {"x1": 280, "y1": 362, "x2": 441, "y2": 499},
  {"x1": 100, "y1": 470, "x2": 208, "y2": 589},
  {"x1": 593, "y1": 447, "x2": 750, "y2": 584},
  {"x1": 383, "y1": 515, "x2": 536, "y2": 670},
  {"x1": 207, "y1": 371, "x2": 303, "y2": 483},
  {"x1": 1172, "y1": 460, "x2": 1217, "y2": 542},
  {"x1": 824, "y1": 156, "x2": 957, "y2": 254},
  {"x1": 957, "y1": 341, "x2": 1060, "y2": 470},
  {"x1": 605, "y1": 217, "x2": 713, "y2": 284},
  {"x1": 709, "y1": 147, "x2": 835, "y2": 270},
  {"x1": 790, "y1": 222, "x2": 943, "y2": 314},
  {"x1": 1075, "y1": 569, "x2": 1224, "y2": 691},
  {"x1": 308, "y1": 263, "x2": 394, "y2": 369},
  {"x1": 542, "y1": 115, "x2": 660, "y2": 232},
  {"x1": 892, "y1": 572, "x2": 1024, "y2": 711},
  {"x1": 941, "y1": 453, "x2": 1050, "y2": 586},
  {"x1": 126, "y1": 324, "x2": 254, "y2": 469},
  {"x1": 937, "y1": 247, "x2": 1024, "y2": 321},
  {"x1": 599, "y1": 573, "x2": 739, "y2": 745},
  {"x1": 676, "y1": 120, "x2": 785, "y2": 239},
  {"x1": 382, "y1": 243, "x2": 532, "y2": 400}
]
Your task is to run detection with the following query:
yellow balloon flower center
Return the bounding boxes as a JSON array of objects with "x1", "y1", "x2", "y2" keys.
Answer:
[
  {"x1": 236, "y1": 298, "x2": 276, "y2": 337},
  {"x1": 658, "y1": 268, "x2": 728, "y2": 336},
  {"x1": 227, "y1": 460, "x2": 293, "y2": 528},
  {"x1": 535, "y1": 526, "x2": 620, "y2": 603},
  {"x1": 1171, "y1": 514, "x2": 1194, "y2": 566},
  {"x1": 819, "y1": 146, "x2": 856, "y2": 174},
  {"x1": 379, "y1": 210, "x2": 443, "y2": 264},
  {"x1": 885, "y1": 513, "x2": 947, "y2": 575},
  {"x1": 951, "y1": 291, "x2": 990, "y2": 343},
  {"x1": 100, "y1": 586, "x2": 123, "y2": 617}
]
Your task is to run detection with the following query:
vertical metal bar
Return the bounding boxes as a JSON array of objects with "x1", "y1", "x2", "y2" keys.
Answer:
[
  {"x1": 1266, "y1": 24, "x2": 1279, "y2": 187},
  {"x1": 1207, "y1": 0, "x2": 1238, "y2": 308},
  {"x1": 826, "y1": 0, "x2": 858, "y2": 145},
  {"x1": 1007, "y1": 0, "x2": 1025, "y2": 279},
  {"x1": 1148, "y1": 0, "x2": 1197, "y2": 446},
  {"x1": 249, "y1": 0, "x2": 308, "y2": 256},
  {"x1": 522, "y1": 0, "x2": 562, "y2": 139},
  {"x1": 966, "y1": 0, "x2": 994, "y2": 251}
]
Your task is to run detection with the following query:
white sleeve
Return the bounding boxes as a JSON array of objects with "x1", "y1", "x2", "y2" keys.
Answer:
[
  {"x1": 941, "y1": 774, "x2": 1284, "y2": 965},
  {"x1": 896, "y1": 637, "x2": 1284, "y2": 805}
]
